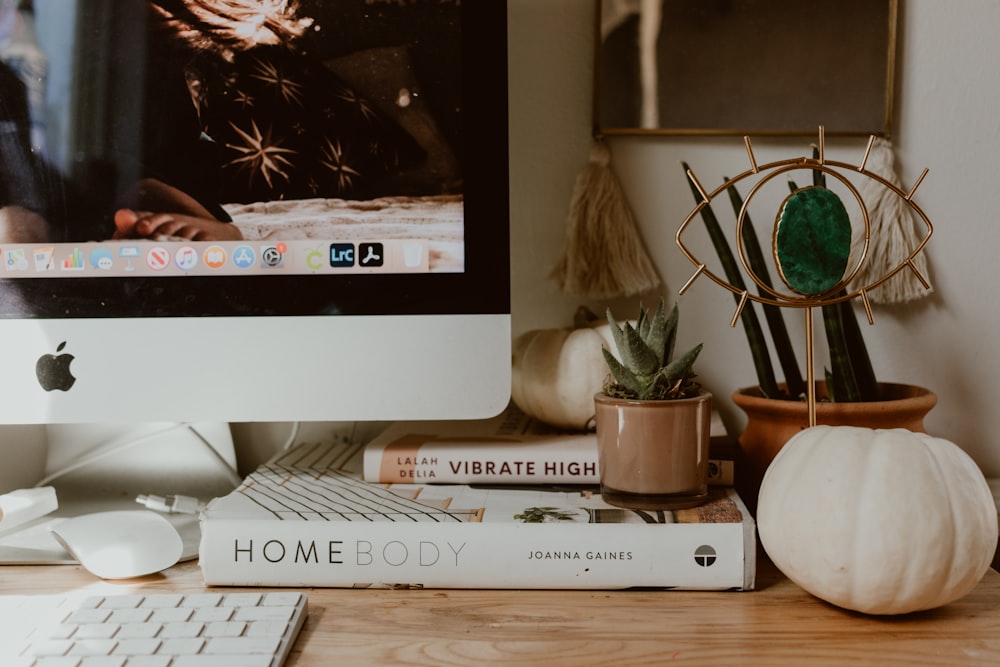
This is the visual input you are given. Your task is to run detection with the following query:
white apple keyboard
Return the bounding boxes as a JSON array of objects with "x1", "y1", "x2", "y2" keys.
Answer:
[{"x1": 1, "y1": 590, "x2": 307, "y2": 666}]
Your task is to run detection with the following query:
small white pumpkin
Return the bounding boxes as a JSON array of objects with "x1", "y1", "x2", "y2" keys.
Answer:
[
  {"x1": 510, "y1": 322, "x2": 616, "y2": 430},
  {"x1": 758, "y1": 425, "x2": 998, "y2": 615}
]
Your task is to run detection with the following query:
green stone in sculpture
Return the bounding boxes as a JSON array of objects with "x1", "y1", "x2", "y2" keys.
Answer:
[{"x1": 774, "y1": 187, "x2": 852, "y2": 295}]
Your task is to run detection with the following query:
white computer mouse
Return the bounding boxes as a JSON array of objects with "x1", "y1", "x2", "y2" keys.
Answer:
[{"x1": 49, "y1": 510, "x2": 183, "y2": 579}]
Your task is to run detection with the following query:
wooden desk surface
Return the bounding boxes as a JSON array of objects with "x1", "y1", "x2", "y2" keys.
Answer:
[{"x1": 2, "y1": 557, "x2": 999, "y2": 666}]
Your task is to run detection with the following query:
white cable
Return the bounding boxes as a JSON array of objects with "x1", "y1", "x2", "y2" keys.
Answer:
[
  {"x1": 35, "y1": 422, "x2": 244, "y2": 488},
  {"x1": 135, "y1": 493, "x2": 205, "y2": 514},
  {"x1": 186, "y1": 423, "x2": 244, "y2": 486},
  {"x1": 34, "y1": 423, "x2": 191, "y2": 488},
  {"x1": 281, "y1": 421, "x2": 301, "y2": 450}
]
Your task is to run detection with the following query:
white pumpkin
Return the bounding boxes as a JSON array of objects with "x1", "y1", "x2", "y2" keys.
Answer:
[
  {"x1": 758, "y1": 425, "x2": 998, "y2": 615},
  {"x1": 510, "y1": 323, "x2": 616, "y2": 430}
]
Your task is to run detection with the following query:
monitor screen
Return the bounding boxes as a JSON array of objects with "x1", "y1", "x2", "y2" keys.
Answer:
[{"x1": 0, "y1": 0, "x2": 511, "y2": 424}]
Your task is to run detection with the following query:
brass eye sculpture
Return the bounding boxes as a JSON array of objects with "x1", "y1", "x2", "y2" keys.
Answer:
[{"x1": 675, "y1": 126, "x2": 933, "y2": 426}]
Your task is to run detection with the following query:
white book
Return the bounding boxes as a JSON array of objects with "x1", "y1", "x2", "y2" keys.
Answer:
[
  {"x1": 198, "y1": 440, "x2": 756, "y2": 590},
  {"x1": 362, "y1": 404, "x2": 733, "y2": 486}
]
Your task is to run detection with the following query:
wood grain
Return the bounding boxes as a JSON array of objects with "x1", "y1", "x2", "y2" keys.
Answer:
[{"x1": 2, "y1": 556, "x2": 998, "y2": 666}]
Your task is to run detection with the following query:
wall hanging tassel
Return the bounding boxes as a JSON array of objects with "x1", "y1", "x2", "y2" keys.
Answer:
[
  {"x1": 550, "y1": 138, "x2": 661, "y2": 299},
  {"x1": 852, "y1": 136, "x2": 933, "y2": 304}
]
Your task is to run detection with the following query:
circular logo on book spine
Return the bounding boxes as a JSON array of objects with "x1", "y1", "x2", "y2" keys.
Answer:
[{"x1": 694, "y1": 544, "x2": 717, "y2": 567}]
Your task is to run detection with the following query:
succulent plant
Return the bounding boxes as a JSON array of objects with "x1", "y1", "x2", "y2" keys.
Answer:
[{"x1": 602, "y1": 299, "x2": 703, "y2": 401}]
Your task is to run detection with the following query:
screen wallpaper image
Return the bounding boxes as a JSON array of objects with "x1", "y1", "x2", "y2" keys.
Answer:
[{"x1": 0, "y1": 0, "x2": 468, "y2": 281}]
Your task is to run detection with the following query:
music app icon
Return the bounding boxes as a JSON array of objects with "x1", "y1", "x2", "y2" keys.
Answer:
[{"x1": 174, "y1": 246, "x2": 199, "y2": 271}]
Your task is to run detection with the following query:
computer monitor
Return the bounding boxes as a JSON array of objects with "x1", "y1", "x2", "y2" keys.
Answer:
[{"x1": 0, "y1": 1, "x2": 511, "y2": 430}]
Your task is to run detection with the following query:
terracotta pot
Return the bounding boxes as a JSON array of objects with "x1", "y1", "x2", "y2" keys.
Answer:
[
  {"x1": 593, "y1": 391, "x2": 712, "y2": 510},
  {"x1": 732, "y1": 382, "x2": 937, "y2": 512}
]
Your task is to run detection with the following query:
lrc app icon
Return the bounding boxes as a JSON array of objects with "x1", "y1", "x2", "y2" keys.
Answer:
[{"x1": 329, "y1": 243, "x2": 355, "y2": 268}]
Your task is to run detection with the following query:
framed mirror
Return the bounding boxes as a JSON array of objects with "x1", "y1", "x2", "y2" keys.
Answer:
[{"x1": 595, "y1": 0, "x2": 897, "y2": 136}]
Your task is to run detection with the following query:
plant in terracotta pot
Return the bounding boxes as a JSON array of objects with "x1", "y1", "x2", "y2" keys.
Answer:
[
  {"x1": 677, "y1": 134, "x2": 936, "y2": 510},
  {"x1": 593, "y1": 299, "x2": 711, "y2": 510}
]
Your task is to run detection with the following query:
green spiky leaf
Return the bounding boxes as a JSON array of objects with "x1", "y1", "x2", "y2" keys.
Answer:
[
  {"x1": 603, "y1": 299, "x2": 702, "y2": 400},
  {"x1": 602, "y1": 348, "x2": 645, "y2": 396}
]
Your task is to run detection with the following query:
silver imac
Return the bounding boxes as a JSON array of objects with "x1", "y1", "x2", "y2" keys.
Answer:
[
  {"x1": 0, "y1": 0, "x2": 510, "y2": 427},
  {"x1": 0, "y1": 0, "x2": 509, "y2": 548}
]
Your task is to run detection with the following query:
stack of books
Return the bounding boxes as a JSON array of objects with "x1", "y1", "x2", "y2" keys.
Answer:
[{"x1": 198, "y1": 404, "x2": 756, "y2": 590}]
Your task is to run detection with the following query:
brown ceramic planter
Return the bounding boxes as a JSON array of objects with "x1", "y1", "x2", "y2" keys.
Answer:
[
  {"x1": 594, "y1": 391, "x2": 713, "y2": 510},
  {"x1": 732, "y1": 382, "x2": 937, "y2": 512}
]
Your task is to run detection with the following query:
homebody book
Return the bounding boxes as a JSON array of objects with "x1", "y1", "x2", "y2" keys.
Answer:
[{"x1": 199, "y1": 439, "x2": 756, "y2": 590}]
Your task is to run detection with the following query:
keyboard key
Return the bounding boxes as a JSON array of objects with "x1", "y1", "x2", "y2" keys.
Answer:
[
  {"x1": 66, "y1": 638, "x2": 116, "y2": 656},
  {"x1": 160, "y1": 621, "x2": 205, "y2": 638},
  {"x1": 159, "y1": 637, "x2": 205, "y2": 655},
  {"x1": 33, "y1": 657, "x2": 81, "y2": 667},
  {"x1": 204, "y1": 621, "x2": 246, "y2": 638},
  {"x1": 150, "y1": 607, "x2": 193, "y2": 623},
  {"x1": 221, "y1": 593, "x2": 261, "y2": 607},
  {"x1": 67, "y1": 609, "x2": 112, "y2": 625},
  {"x1": 116, "y1": 623, "x2": 162, "y2": 640},
  {"x1": 108, "y1": 609, "x2": 153, "y2": 624},
  {"x1": 191, "y1": 606, "x2": 234, "y2": 623},
  {"x1": 235, "y1": 605, "x2": 295, "y2": 623},
  {"x1": 262, "y1": 592, "x2": 304, "y2": 607},
  {"x1": 140, "y1": 595, "x2": 183, "y2": 609},
  {"x1": 246, "y1": 620, "x2": 295, "y2": 637},
  {"x1": 44, "y1": 623, "x2": 79, "y2": 640},
  {"x1": 98, "y1": 596, "x2": 144, "y2": 610},
  {"x1": 78, "y1": 657, "x2": 126, "y2": 667},
  {"x1": 75, "y1": 624, "x2": 119, "y2": 640},
  {"x1": 128, "y1": 655, "x2": 176, "y2": 667},
  {"x1": 205, "y1": 635, "x2": 282, "y2": 655},
  {"x1": 123, "y1": 658, "x2": 171, "y2": 667},
  {"x1": 112, "y1": 638, "x2": 162, "y2": 656},
  {"x1": 183, "y1": 594, "x2": 224, "y2": 608},
  {"x1": 171, "y1": 656, "x2": 273, "y2": 667}
]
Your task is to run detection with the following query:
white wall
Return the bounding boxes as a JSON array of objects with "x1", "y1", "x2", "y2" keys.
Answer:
[{"x1": 507, "y1": 0, "x2": 1000, "y2": 474}]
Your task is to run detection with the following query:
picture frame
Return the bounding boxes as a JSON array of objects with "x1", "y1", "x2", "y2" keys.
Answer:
[{"x1": 595, "y1": 0, "x2": 898, "y2": 137}]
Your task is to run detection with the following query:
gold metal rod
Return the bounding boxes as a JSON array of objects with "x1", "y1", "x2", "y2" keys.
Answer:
[
  {"x1": 860, "y1": 289, "x2": 875, "y2": 325},
  {"x1": 859, "y1": 135, "x2": 877, "y2": 172},
  {"x1": 744, "y1": 136, "x2": 759, "y2": 173},
  {"x1": 686, "y1": 168, "x2": 710, "y2": 203},
  {"x1": 805, "y1": 306, "x2": 816, "y2": 428},
  {"x1": 731, "y1": 291, "x2": 750, "y2": 328},
  {"x1": 906, "y1": 258, "x2": 932, "y2": 289},
  {"x1": 906, "y1": 167, "x2": 930, "y2": 201},
  {"x1": 679, "y1": 264, "x2": 706, "y2": 295},
  {"x1": 817, "y1": 126, "x2": 826, "y2": 164}
]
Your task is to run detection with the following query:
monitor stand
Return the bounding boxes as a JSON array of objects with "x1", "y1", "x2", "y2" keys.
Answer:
[{"x1": 0, "y1": 422, "x2": 241, "y2": 564}]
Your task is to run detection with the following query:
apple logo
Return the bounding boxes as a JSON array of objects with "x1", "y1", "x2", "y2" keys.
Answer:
[{"x1": 36, "y1": 341, "x2": 76, "y2": 392}]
